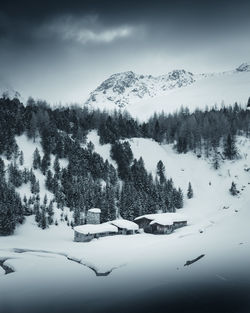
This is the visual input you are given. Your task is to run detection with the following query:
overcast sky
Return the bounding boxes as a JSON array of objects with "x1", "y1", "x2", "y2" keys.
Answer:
[{"x1": 0, "y1": 0, "x2": 250, "y2": 104}]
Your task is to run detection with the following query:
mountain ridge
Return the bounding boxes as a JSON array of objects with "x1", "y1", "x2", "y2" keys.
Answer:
[{"x1": 84, "y1": 63, "x2": 250, "y2": 117}]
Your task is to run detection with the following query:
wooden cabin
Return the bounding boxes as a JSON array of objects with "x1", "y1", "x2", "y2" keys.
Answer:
[
  {"x1": 134, "y1": 216, "x2": 155, "y2": 233},
  {"x1": 134, "y1": 213, "x2": 187, "y2": 235},
  {"x1": 173, "y1": 220, "x2": 187, "y2": 229},
  {"x1": 150, "y1": 222, "x2": 173, "y2": 234}
]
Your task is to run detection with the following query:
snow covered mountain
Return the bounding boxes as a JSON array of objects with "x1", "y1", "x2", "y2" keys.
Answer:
[
  {"x1": 85, "y1": 63, "x2": 250, "y2": 119},
  {"x1": 85, "y1": 69, "x2": 195, "y2": 108}
]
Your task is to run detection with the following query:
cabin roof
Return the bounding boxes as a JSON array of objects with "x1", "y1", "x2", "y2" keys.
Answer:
[
  {"x1": 74, "y1": 223, "x2": 118, "y2": 235},
  {"x1": 135, "y1": 213, "x2": 187, "y2": 226},
  {"x1": 88, "y1": 208, "x2": 101, "y2": 214},
  {"x1": 109, "y1": 219, "x2": 139, "y2": 231}
]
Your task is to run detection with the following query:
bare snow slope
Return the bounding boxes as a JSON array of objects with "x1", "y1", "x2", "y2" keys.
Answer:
[{"x1": 85, "y1": 64, "x2": 250, "y2": 120}]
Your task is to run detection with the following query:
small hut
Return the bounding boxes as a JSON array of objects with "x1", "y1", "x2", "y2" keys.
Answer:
[{"x1": 109, "y1": 219, "x2": 139, "y2": 235}]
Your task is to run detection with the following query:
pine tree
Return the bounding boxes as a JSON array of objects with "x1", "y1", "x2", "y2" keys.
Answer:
[
  {"x1": 156, "y1": 160, "x2": 166, "y2": 184},
  {"x1": 0, "y1": 158, "x2": 4, "y2": 177},
  {"x1": 173, "y1": 188, "x2": 184, "y2": 209},
  {"x1": 34, "y1": 201, "x2": 41, "y2": 223},
  {"x1": 23, "y1": 194, "x2": 31, "y2": 215},
  {"x1": 33, "y1": 148, "x2": 41, "y2": 169},
  {"x1": 212, "y1": 148, "x2": 220, "y2": 170},
  {"x1": 73, "y1": 207, "x2": 81, "y2": 226},
  {"x1": 31, "y1": 180, "x2": 40, "y2": 194},
  {"x1": 45, "y1": 170, "x2": 53, "y2": 191},
  {"x1": 229, "y1": 181, "x2": 238, "y2": 196},
  {"x1": 102, "y1": 183, "x2": 116, "y2": 222},
  {"x1": 19, "y1": 151, "x2": 24, "y2": 166},
  {"x1": 8, "y1": 163, "x2": 23, "y2": 187},
  {"x1": 0, "y1": 177, "x2": 19, "y2": 235},
  {"x1": 223, "y1": 134, "x2": 238, "y2": 160},
  {"x1": 22, "y1": 168, "x2": 29, "y2": 184},
  {"x1": 39, "y1": 206, "x2": 47, "y2": 229},
  {"x1": 0, "y1": 206, "x2": 16, "y2": 235},
  {"x1": 43, "y1": 194, "x2": 48, "y2": 206},
  {"x1": 53, "y1": 156, "x2": 60, "y2": 174},
  {"x1": 47, "y1": 201, "x2": 54, "y2": 225},
  {"x1": 27, "y1": 112, "x2": 38, "y2": 142},
  {"x1": 187, "y1": 182, "x2": 194, "y2": 199},
  {"x1": 41, "y1": 153, "x2": 51, "y2": 175}
]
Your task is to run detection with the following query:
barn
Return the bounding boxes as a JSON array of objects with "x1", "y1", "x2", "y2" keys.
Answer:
[
  {"x1": 74, "y1": 223, "x2": 118, "y2": 242},
  {"x1": 109, "y1": 219, "x2": 139, "y2": 235}
]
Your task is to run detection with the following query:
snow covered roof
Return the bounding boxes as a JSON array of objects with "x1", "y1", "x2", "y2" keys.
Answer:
[
  {"x1": 74, "y1": 223, "x2": 118, "y2": 235},
  {"x1": 134, "y1": 214, "x2": 156, "y2": 221},
  {"x1": 109, "y1": 219, "x2": 139, "y2": 231},
  {"x1": 88, "y1": 208, "x2": 101, "y2": 214},
  {"x1": 135, "y1": 213, "x2": 187, "y2": 226},
  {"x1": 150, "y1": 216, "x2": 174, "y2": 226}
]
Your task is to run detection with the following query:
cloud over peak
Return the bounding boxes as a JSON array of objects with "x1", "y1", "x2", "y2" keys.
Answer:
[{"x1": 45, "y1": 15, "x2": 135, "y2": 44}]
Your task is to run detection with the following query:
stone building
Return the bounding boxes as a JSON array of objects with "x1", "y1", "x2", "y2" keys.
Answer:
[{"x1": 86, "y1": 208, "x2": 101, "y2": 224}]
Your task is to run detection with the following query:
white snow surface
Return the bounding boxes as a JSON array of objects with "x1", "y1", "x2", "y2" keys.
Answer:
[{"x1": 0, "y1": 134, "x2": 250, "y2": 311}]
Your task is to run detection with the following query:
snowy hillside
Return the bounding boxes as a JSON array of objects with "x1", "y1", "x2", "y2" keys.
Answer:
[
  {"x1": 85, "y1": 63, "x2": 250, "y2": 120},
  {"x1": 1, "y1": 132, "x2": 250, "y2": 312}
]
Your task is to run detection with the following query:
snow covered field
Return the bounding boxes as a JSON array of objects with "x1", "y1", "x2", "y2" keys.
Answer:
[{"x1": 1, "y1": 134, "x2": 250, "y2": 312}]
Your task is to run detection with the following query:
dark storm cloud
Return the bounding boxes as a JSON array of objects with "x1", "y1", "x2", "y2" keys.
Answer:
[{"x1": 1, "y1": 0, "x2": 250, "y2": 46}]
